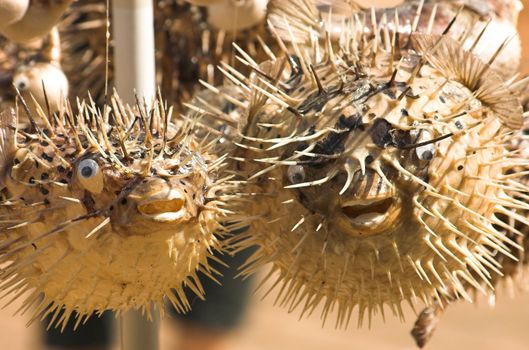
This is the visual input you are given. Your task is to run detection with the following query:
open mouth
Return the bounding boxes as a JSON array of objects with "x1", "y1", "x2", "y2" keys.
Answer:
[
  {"x1": 341, "y1": 197, "x2": 394, "y2": 227},
  {"x1": 137, "y1": 190, "x2": 186, "y2": 222}
]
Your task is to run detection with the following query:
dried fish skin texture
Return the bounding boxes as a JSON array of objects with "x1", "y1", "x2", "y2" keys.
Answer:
[
  {"x1": 224, "y1": 0, "x2": 526, "y2": 327},
  {"x1": 0, "y1": 94, "x2": 241, "y2": 328}
]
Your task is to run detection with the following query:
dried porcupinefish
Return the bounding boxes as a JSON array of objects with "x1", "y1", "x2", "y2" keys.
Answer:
[
  {"x1": 0, "y1": 24, "x2": 68, "y2": 123},
  {"x1": 411, "y1": 110, "x2": 529, "y2": 347},
  {"x1": 0, "y1": 94, "x2": 240, "y2": 328},
  {"x1": 12, "y1": 27, "x2": 69, "y2": 126},
  {"x1": 0, "y1": 0, "x2": 73, "y2": 43},
  {"x1": 270, "y1": 0, "x2": 522, "y2": 78},
  {"x1": 213, "y1": 0, "x2": 529, "y2": 328}
]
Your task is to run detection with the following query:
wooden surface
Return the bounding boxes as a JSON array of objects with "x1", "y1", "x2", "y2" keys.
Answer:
[{"x1": 1, "y1": 1, "x2": 529, "y2": 349}]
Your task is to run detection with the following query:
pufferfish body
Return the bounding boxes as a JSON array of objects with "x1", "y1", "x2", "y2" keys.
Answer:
[
  {"x1": 0, "y1": 0, "x2": 73, "y2": 43},
  {"x1": 214, "y1": 0, "x2": 528, "y2": 327},
  {"x1": 268, "y1": 0, "x2": 522, "y2": 78},
  {"x1": 0, "y1": 94, "x2": 238, "y2": 327}
]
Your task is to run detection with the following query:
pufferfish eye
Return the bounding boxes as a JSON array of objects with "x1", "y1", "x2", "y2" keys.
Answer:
[
  {"x1": 416, "y1": 144, "x2": 435, "y2": 161},
  {"x1": 13, "y1": 75, "x2": 29, "y2": 91},
  {"x1": 78, "y1": 159, "x2": 99, "y2": 179},
  {"x1": 287, "y1": 165, "x2": 306, "y2": 184},
  {"x1": 414, "y1": 131, "x2": 436, "y2": 161},
  {"x1": 77, "y1": 159, "x2": 103, "y2": 193}
]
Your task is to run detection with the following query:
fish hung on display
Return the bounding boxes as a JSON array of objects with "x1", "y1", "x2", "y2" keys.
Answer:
[
  {"x1": 187, "y1": 0, "x2": 529, "y2": 345},
  {"x1": 0, "y1": 92, "x2": 246, "y2": 328}
]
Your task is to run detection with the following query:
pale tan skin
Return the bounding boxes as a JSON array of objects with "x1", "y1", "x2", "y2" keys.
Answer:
[
  {"x1": 0, "y1": 95, "x2": 233, "y2": 332},
  {"x1": 0, "y1": 0, "x2": 30, "y2": 25},
  {"x1": 184, "y1": 0, "x2": 268, "y2": 32},
  {"x1": 12, "y1": 27, "x2": 68, "y2": 123},
  {"x1": 268, "y1": 0, "x2": 522, "y2": 78},
  {"x1": 0, "y1": 0, "x2": 73, "y2": 43},
  {"x1": 207, "y1": 0, "x2": 528, "y2": 330},
  {"x1": 206, "y1": 0, "x2": 269, "y2": 32},
  {"x1": 13, "y1": 61, "x2": 69, "y2": 125}
]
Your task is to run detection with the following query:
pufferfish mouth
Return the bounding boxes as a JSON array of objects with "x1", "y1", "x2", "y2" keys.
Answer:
[
  {"x1": 341, "y1": 197, "x2": 395, "y2": 228},
  {"x1": 136, "y1": 189, "x2": 186, "y2": 222}
]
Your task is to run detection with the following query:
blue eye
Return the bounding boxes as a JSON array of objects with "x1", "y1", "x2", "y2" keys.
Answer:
[{"x1": 78, "y1": 159, "x2": 99, "y2": 179}]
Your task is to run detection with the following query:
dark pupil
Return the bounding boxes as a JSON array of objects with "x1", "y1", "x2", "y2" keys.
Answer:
[
  {"x1": 292, "y1": 172, "x2": 304, "y2": 183},
  {"x1": 81, "y1": 166, "x2": 93, "y2": 178},
  {"x1": 421, "y1": 150, "x2": 433, "y2": 160}
]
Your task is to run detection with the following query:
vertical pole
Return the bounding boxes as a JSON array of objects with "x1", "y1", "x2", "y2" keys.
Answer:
[
  {"x1": 112, "y1": 0, "x2": 156, "y2": 104},
  {"x1": 111, "y1": 0, "x2": 159, "y2": 349}
]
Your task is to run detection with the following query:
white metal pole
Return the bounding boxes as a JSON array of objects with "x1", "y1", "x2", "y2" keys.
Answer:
[
  {"x1": 112, "y1": 0, "x2": 156, "y2": 104},
  {"x1": 111, "y1": 0, "x2": 159, "y2": 349}
]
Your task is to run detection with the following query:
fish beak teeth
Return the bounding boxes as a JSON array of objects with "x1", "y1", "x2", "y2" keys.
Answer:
[
  {"x1": 137, "y1": 189, "x2": 186, "y2": 222},
  {"x1": 340, "y1": 197, "x2": 394, "y2": 227}
]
